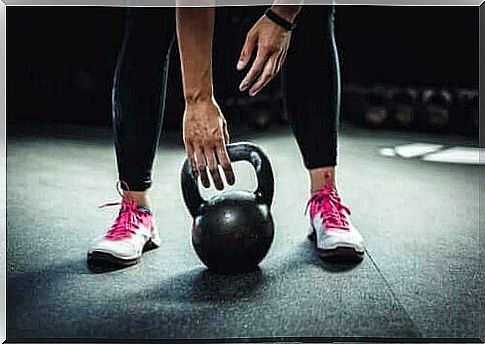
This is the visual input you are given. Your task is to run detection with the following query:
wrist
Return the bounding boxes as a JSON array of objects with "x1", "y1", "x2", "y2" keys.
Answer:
[
  {"x1": 270, "y1": 5, "x2": 301, "y2": 23},
  {"x1": 184, "y1": 89, "x2": 214, "y2": 106}
]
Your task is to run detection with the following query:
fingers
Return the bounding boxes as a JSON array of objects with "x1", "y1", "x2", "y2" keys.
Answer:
[
  {"x1": 195, "y1": 147, "x2": 210, "y2": 188},
  {"x1": 216, "y1": 144, "x2": 235, "y2": 186},
  {"x1": 205, "y1": 147, "x2": 224, "y2": 190},
  {"x1": 191, "y1": 138, "x2": 234, "y2": 189},
  {"x1": 248, "y1": 54, "x2": 280, "y2": 97},
  {"x1": 186, "y1": 143, "x2": 199, "y2": 178},
  {"x1": 239, "y1": 48, "x2": 269, "y2": 92},
  {"x1": 220, "y1": 121, "x2": 234, "y2": 185},
  {"x1": 237, "y1": 32, "x2": 256, "y2": 71}
]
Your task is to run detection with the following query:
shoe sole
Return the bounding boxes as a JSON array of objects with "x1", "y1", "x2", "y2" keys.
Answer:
[
  {"x1": 87, "y1": 237, "x2": 160, "y2": 268},
  {"x1": 308, "y1": 229, "x2": 364, "y2": 262}
]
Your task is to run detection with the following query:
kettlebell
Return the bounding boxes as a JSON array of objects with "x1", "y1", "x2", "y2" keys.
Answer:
[{"x1": 181, "y1": 142, "x2": 275, "y2": 273}]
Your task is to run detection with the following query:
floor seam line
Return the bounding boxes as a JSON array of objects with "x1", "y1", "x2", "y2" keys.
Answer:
[{"x1": 365, "y1": 249, "x2": 424, "y2": 338}]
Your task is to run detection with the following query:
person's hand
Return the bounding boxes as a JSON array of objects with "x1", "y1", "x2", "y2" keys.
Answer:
[
  {"x1": 237, "y1": 14, "x2": 293, "y2": 96},
  {"x1": 183, "y1": 98, "x2": 235, "y2": 190}
]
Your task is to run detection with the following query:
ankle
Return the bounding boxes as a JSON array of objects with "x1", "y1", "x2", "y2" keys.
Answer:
[
  {"x1": 310, "y1": 167, "x2": 336, "y2": 194},
  {"x1": 122, "y1": 191, "x2": 152, "y2": 208}
]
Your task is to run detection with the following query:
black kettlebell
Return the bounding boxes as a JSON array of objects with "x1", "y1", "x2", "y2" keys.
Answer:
[{"x1": 181, "y1": 142, "x2": 275, "y2": 273}]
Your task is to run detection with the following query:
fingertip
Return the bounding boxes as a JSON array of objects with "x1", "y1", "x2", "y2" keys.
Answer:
[{"x1": 227, "y1": 174, "x2": 236, "y2": 185}]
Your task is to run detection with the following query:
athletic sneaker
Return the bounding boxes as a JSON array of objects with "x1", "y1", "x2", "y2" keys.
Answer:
[
  {"x1": 307, "y1": 185, "x2": 365, "y2": 260},
  {"x1": 87, "y1": 191, "x2": 161, "y2": 267}
]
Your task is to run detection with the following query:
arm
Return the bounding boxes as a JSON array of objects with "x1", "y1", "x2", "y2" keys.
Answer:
[
  {"x1": 176, "y1": 7, "x2": 214, "y2": 104},
  {"x1": 237, "y1": 4, "x2": 303, "y2": 96},
  {"x1": 176, "y1": 7, "x2": 235, "y2": 190}
]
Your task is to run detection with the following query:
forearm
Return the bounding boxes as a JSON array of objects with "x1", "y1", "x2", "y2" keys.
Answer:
[{"x1": 176, "y1": 7, "x2": 215, "y2": 104}]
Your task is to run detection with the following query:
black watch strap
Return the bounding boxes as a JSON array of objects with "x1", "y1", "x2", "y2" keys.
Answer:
[{"x1": 264, "y1": 8, "x2": 297, "y2": 31}]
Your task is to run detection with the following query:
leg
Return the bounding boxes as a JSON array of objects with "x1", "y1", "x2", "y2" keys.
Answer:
[
  {"x1": 88, "y1": 8, "x2": 176, "y2": 268},
  {"x1": 113, "y1": 7, "x2": 176, "y2": 206},
  {"x1": 286, "y1": 6, "x2": 365, "y2": 260},
  {"x1": 285, "y1": 6, "x2": 340, "y2": 193}
]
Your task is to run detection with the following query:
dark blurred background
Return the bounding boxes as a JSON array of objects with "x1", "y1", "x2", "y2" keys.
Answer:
[{"x1": 6, "y1": 6, "x2": 479, "y2": 137}]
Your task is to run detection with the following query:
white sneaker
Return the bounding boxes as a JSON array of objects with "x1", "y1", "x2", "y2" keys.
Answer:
[
  {"x1": 87, "y1": 198, "x2": 160, "y2": 267},
  {"x1": 307, "y1": 185, "x2": 365, "y2": 260}
]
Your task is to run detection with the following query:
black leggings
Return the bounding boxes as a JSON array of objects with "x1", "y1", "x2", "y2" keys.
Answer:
[{"x1": 112, "y1": 6, "x2": 340, "y2": 191}]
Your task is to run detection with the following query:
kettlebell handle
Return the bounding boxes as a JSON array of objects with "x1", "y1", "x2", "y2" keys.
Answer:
[{"x1": 181, "y1": 142, "x2": 275, "y2": 217}]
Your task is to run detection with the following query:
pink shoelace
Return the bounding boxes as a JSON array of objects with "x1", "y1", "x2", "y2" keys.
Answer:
[
  {"x1": 98, "y1": 181, "x2": 151, "y2": 240},
  {"x1": 306, "y1": 185, "x2": 352, "y2": 231}
]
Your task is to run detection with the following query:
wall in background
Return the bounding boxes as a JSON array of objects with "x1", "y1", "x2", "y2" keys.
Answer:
[{"x1": 6, "y1": 6, "x2": 479, "y2": 133}]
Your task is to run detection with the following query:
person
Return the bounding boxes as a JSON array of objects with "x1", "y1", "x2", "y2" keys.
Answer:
[{"x1": 87, "y1": 4, "x2": 365, "y2": 267}]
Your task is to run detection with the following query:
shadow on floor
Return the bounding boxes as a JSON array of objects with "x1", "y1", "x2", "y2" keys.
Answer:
[
  {"x1": 33, "y1": 235, "x2": 364, "y2": 277},
  {"x1": 277, "y1": 239, "x2": 365, "y2": 274}
]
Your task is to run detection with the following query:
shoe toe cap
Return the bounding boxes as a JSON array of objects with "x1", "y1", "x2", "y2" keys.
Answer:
[
  {"x1": 88, "y1": 237, "x2": 139, "y2": 259},
  {"x1": 321, "y1": 229, "x2": 365, "y2": 252}
]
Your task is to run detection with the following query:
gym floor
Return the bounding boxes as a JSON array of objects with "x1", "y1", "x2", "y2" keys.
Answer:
[{"x1": 5, "y1": 121, "x2": 483, "y2": 341}]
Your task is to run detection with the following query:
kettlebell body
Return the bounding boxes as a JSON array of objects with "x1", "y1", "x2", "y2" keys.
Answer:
[{"x1": 181, "y1": 142, "x2": 275, "y2": 273}]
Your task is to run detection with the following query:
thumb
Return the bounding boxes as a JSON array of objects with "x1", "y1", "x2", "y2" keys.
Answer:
[{"x1": 223, "y1": 123, "x2": 230, "y2": 144}]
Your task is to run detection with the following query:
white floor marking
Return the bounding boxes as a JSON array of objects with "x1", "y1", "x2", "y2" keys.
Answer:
[
  {"x1": 422, "y1": 147, "x2": 484, "y2": 165},
  {"x1": 379, "y1": 148, "x2": 397, "y2": 157},
  {"x1": 379, "y1": 144, "x2": 483, "y2": 165},
  {"x1": 393, "y1": 143, "x2": 443, "y2": 158}
]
